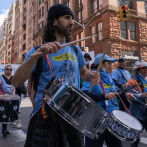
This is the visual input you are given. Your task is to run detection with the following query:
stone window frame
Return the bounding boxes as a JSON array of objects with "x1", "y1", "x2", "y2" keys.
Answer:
[
  {"x1": 97, "y1": 22, "x2": 102, "y2": 41},
  {"x1": 91, "y1": 0, "x2": 102, "y2": 14},
  {"x1": 129, "y1": 22, "x2": 136, "y2": 41},
  {"x1": 145, "y1": 2, "x2": 147, "y2": 13},
  {"x1": 90, "y1": 25, "x2": 96, "y2": 44}
]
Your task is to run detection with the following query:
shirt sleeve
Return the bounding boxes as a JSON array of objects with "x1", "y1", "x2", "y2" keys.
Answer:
[
  {"x1": 24, "y1": 47, "x2": 37, "y2": 72},
  {"x1": 75, "y1": 45, "x2": 86, "y2": 68},
  {"x1": 111, "y1": 69, "x2": 119, "y2": 81},
  {"x1": 82, "y1": 81, "x2": 105, "y2": 102},
  {"x1": 0, "y1": 76, "x2": 11, "y2": 94}
]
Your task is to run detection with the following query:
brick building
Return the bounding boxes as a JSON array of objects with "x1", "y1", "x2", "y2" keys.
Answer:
[{"x1": 12, "y1": 0, "x2": 147, "y2": 75}]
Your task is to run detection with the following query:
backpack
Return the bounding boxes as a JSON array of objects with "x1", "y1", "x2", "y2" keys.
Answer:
[{"x1": 28, "y1": 44, "x2": 78, "y2": 107}]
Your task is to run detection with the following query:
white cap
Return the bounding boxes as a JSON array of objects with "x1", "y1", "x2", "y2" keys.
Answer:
[{"x1": 134, "y1": 60, "x2": 147, "y2": 70}]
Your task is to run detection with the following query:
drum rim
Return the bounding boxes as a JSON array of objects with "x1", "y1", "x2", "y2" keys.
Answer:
[
  {"x1": 0, "y1": 94, "x2": 20, "y2": 100},
  {"x1": 112, "y1": 110, "x2": 142, "y2": 131}
]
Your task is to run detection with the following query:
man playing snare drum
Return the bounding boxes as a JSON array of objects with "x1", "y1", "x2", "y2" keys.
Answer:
[{"x1": 12, "y1": 4, "x2": 100, "y2": 147}]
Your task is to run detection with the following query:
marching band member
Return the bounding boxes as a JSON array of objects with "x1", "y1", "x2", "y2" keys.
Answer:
[
  {"x1": 112, "y1": 58, "x2": 131, "y2": 110},
  {"x1": 82, "y1": 54, "x2": 136, "y2": 147},
  {"x1": 125, "y1": 60, "x2": 147, "y2": 147},
  {"x1": 12, "y1": 4, "x2": 100, "y2": 147},
  {"x1": 0, "y1": 75, "x2": 13, "y2": 137}
]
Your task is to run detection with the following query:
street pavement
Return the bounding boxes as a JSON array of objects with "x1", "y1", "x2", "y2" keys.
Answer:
[{"x1": 0, "y1": 97, "x2": 147, "y2": 147}]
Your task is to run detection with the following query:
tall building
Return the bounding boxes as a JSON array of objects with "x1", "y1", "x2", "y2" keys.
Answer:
[
  {"x1": 13, "y1": 0, "x2": 23, "y2": 64},
  {"x1": 0, "y1": 18, "x2": 8, "y2": 63},
  {"x1": 19, "y1": 0, "x2": 147, "y2": 75},
  {"x1": 7, "y1": 1, "x2": 16, "y2": 64}
]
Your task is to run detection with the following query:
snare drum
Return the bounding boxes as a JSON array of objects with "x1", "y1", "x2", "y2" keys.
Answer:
[
  {"x1": 44, "y1": 80, "x2": 111, "y2": 139},
  {"x1": 0, "y1": 94, "x2": 20, "y2": 124},
  {"x1": 107, "y1": 110, "x2": 142, "y2": 141}
]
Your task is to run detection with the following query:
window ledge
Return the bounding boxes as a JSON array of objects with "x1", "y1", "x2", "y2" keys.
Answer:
[{"x1": 121, "y1": 38, "x2": 139, "y2": 44}]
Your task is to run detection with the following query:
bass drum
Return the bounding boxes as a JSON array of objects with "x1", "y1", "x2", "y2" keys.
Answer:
[{"x1": 0, "y1": 94, "x2": 20, "y2": 124}]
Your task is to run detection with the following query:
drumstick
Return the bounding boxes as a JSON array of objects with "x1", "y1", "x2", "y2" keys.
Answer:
[
  {"x1": 31, "y1": 35, "x2": 97, "y2": 57},
  {"x1": 88, "y1": 41, "x2": 110, "y2": 93}
]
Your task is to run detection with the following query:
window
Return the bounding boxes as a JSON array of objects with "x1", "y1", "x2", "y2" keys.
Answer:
[
  {"x1": 97, "y1": 22, "x2": 102, "y2": 41},
  {"x1": 42, "y1": 7, "x2": 44, "y2": 17},
  {"x1": 38, "y1": 23, "x2": 42, "y2": 30},
  {"x1": 75, "y1": 34, "x2": 79, "y2": 46},
  {"x1": 118, "y1": 0, "x2": 133, "y2": 9},
  {"x1": 23, "y1": 34, "x2": 26, "y2": 40},
  {"x1": 76, "y1": 11, "x2": 83, "y2": 22},
  {"x1": 64, "y1": 0, "x2": 70, "y2": 7},
  {"x1": 90, "y1": 26, "x2": 96, "y2": 43},
  {"x1": 76, "y1": 0, "x2": 83, "y2": 9},
  {"x1": 145, "y1": 2, "x2": 147, "y2": 13},
  {"x1": 42, "y1": 21, "x2": 44, "y2": 27},
  {"x1": 91, "y1": 0, "x2": 102, "y2": 14},
  {"x1": 76, "y1": 0, "x2": 83, "y2": 22},
  {"x1": 39, "y1": 0, "x2": 41, "y2": 5},
  {"x1": 22, "y1": 43, "x2": 26, "y2": 51},
  {"x1": 129, "y1": 22, "x2": 136, "y2": 40},
  {"x1": 120, "y1": 21, "x2": 127, "y2": 39},
  {"x1": 38, "y1": 9, "x2": 41, "y2": 19},
  {"x1": 79, "y1": 32, "x2": 84, "y2": 47},
  {"x1": 55, "y1": 0, "x2": 59, "y2": 4},
  {"x1": 46, "y1": 2, "x2": 48, "y2": 11}
]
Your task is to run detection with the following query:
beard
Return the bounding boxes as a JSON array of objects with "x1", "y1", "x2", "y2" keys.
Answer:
[{"x1": 55, "y1": 19, "x2": 72, "y2": 37}]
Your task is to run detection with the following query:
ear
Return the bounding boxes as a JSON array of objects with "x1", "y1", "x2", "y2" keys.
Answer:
[{"x1": 53, "y1": 18, "x2": 57, "y2": 26}]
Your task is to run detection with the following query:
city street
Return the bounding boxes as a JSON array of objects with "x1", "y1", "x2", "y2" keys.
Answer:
[{"x1": 0, "y1": 97, "x2": 146, "y2": 147}]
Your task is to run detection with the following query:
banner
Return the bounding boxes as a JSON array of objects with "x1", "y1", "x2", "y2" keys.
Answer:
[{"x1": 0, "y1": 64, "x2": 20, "y2": 75}]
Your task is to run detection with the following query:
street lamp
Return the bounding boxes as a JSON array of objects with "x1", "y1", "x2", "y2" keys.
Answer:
[{"x1": 74, "y1": 12, "x2": 100, "y2": 52}]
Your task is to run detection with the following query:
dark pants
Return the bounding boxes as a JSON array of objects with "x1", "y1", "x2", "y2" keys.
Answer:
[
  {"x1": 85, "y1": 129, "x2": 123, "y2": 147},
  {"x1": 2, "y1": 124, "x2": 7, "y2": 130},
  {"x1": 131, "y1": 119, "x2": 147, "y2": 146},
  {"x1": 24, "y1": 103, "x2": 84, "y2": 147}
]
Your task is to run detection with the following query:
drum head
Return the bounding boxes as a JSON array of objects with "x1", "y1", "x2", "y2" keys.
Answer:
[
  {"x1": 0, "y1": 94, "x2": 20, "y2": 100},
  {"x1": 112, "y1": 110, "x2": 142, "y2": 130}
]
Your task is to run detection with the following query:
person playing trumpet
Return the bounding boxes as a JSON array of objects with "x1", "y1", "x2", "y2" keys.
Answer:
[{"x1": 12, "y1": 4, "x2": 100, "y2": 147}]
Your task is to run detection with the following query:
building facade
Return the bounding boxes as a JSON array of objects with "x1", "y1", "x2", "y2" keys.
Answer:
[
  {"x1": 7, "y1": 1, "x2": 16, "y2": 64},
  {"x1": 0, "y1": 18, "x2": 8, "y2": 63},
  {"x1": 2, "y1": 0, "x2": 147, "y2": 75}
]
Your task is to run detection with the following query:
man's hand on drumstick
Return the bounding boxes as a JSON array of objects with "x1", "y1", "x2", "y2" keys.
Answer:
[
  {"x1": 125, "y1": 93, "x2": 137, "y2": 100},
  {"x1": 88, "y1": 71, "x2": 100, "y2": 86},
  {"x1": 33, "y1": 42, "x2": 62, "y2": 57}
]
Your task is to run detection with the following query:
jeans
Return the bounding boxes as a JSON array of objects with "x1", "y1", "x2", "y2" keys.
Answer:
[{"x1": 86, "y1": 129, "x2": 123, "y2": 147}]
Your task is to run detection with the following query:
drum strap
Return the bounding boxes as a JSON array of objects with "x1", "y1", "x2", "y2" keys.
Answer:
[
  {"x1": 41, "y1": 55, "x2": 55, "y2": 118},
  {"x1": 99, "y1": 80, "x2": 111, "y2": 114}
]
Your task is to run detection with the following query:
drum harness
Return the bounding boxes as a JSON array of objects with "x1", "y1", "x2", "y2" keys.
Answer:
[{"x1": 32, "y1": 45, "x2": 78, "y2": 118}]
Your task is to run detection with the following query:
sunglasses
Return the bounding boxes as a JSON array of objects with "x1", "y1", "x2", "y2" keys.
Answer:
[{"x1": 6, "y1": 68, "x2": 12, "y2": 71}]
